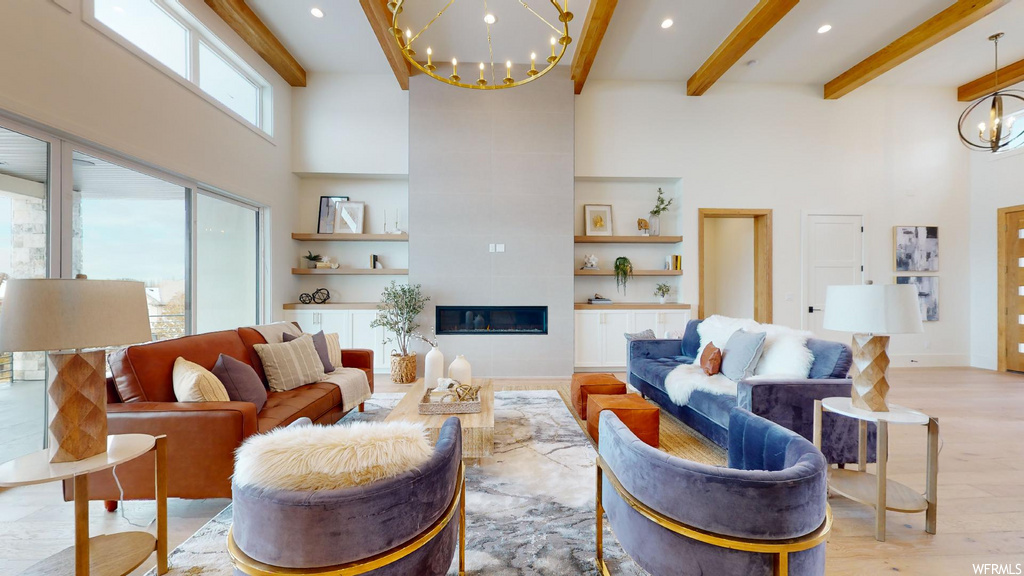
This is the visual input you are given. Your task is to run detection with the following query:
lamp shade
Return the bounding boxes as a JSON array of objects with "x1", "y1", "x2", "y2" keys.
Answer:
[
  {"x1": 823, "y1": 284, "x2": 923, "y2": 335},
  {"x1": 0, "y1": 279, "x2": 152, "y2": 352}
]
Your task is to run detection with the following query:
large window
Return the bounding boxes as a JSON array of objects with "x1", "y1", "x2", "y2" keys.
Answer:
[
  {"x1": 87, "y1": 0, "x2": 273, "y2": 136},
  {"x1": 196, "y1": 192, "x2": 259, "y2": 333}
]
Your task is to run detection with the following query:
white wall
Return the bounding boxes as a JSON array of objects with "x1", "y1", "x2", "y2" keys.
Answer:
[
  {"x1": 577, "y1": 81, "x2": 971, "y2": 366},
  {"x1": 704, "y1": 217, "x2": 754, "y2": 319},
  {"x1": 0, "y1": 0, "x2": 298, "y2": 318},
  {"x1": 969, "y1": 148, "x2": 1024, "y2": 369},
  {"x1": 292, "y1": 73, "x2": 409, "y2": 176}
]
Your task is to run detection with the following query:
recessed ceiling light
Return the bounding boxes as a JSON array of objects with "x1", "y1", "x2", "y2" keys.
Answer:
[
  {"x1": 817, "y1": 24, "x2": 832, "y2": 34},
  {"x1": 484, "y1": 13, "x2": 496, "y2": 24},
  {"x1": 310, "y1": 7, "x2": 324, "y2": 18},
  {"x1": 661, "y1": 19, "x2": 674, "y2": 29}
]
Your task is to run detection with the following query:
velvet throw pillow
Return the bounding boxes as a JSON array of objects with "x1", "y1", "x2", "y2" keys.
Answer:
[
  {"x1": 283, "y1": 330, "x2": 335, "y2": 373},
  {"x1": 700, "y1": 343, "x2": 722, "y2": 376},
  {"x1": 720, "y1": 329, "x2": 767, "y2": 382},
  {"x1": 212, "y1": 354, "x2": 268, "y2": 413},
  {"x1": 254, "y1": 334, "x2": 326, "y2": 392},
  {"x1": 172, "y1": 357, "x2": 230, "y2": 403}
]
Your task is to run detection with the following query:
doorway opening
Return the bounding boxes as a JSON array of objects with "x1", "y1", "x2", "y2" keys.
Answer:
[{"x1": 698, "y1": 209, "x2": 772, "y2": 323}]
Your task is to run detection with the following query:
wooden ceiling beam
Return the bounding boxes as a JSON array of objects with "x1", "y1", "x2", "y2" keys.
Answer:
[
  {"x1": 359, "y1": 0, "x2": 410, "y2": 90},
  {"x1": 570, "y1": 0, "x2": 618, "y2": 95},
  {"x1": 824, "y1": 0, "x2": 1009, "y2": 100},
  {"x1": 204, "y1": 0, "x2": 306, "y2": 87},
  {"x1": 958, "y1": 57, "x2": 1024, "y2": 101},
  {"x1": 686, "y1": 0, "x2": 799, "y2": 97}
]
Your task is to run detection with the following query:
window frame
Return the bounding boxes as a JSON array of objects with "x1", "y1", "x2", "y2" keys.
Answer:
[{"x1": 83, "y1": 0, "x2": 274, "y2": 140}]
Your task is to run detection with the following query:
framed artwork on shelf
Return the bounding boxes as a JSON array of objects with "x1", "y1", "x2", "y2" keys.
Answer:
[
  {"x1": 894, "y1": 226, "x2": 939, "y2": 272},
  {"x1": 895, "y1": 276, "x2": 939, "y2": 322},
  {"x1": 584, "y1": 204, "x2": 614, "y2": 236},
  {"x1": 334, "y1": 201, "x2": 365, "y2": 234},
  {"x1": 317, "y1": 196, "x2": 350, "y2": 234}
]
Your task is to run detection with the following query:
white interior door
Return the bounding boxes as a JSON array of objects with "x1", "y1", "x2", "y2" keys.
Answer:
[{"x1": 804, "y1": 214, "x2": 864, "y2": 341}]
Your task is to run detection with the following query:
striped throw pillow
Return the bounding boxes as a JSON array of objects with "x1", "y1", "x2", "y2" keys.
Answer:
[
  {"x1": 253, "y1": 334, "x2": 326, "y2": 392},
  {"x1": 172, "y1": 357, "x2": 230, "y2": 402},
  {"x1": 324, "y1": 332, "x2": 343, "y2": 370}
]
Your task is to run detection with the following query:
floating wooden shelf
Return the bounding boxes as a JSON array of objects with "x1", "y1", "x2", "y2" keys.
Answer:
[
  {"x1": 574, "y1": 302, "x2": 691, "y2": 310},
  {"x1": 292, "y1": 233, "x2": 409, "y2": 242},
  {"x1": 283, "y1": 302, "x2": 379, "y2": 310},
  {"x1": 574, "y1": 235, "x2": 682, "y2": 244},
  {"x1": 292, "y1": 268, "x2": 409, "y2": 276},
  {"x1": 575, "y1": 269, "x2": 683, "y2": 277}
]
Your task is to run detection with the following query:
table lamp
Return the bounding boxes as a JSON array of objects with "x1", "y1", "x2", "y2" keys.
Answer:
[
  {"x1": 0, "y1": 278, "x2": 151, "y2": 462},
  {"x1": 823, "y1": 284, "x2": 923, "y2": 412}
]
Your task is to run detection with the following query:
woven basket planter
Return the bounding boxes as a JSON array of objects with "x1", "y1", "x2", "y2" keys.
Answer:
[{"x1": 390, "y1": 353, "x2": 417, "y2": 384}]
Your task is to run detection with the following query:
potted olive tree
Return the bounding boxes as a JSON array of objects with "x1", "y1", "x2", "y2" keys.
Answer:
[{"x1": 371, "y1": 281, "x2": 430, "y2": 384}]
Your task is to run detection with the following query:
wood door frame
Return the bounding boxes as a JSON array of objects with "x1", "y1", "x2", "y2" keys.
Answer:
[
  {"x1": 997, "y1": 203, "x2": 1024, "y2": 372},
  {"x1": 698, "y1": 208, "x2": 773, "y2": 323}
]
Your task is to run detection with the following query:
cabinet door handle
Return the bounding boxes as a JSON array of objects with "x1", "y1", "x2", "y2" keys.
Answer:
[{"x1": 600, "y1": 313, "x2": 606, "y2": 325}]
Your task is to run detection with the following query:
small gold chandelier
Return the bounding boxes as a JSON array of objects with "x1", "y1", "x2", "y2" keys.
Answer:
[
  {"x1": 959, "y1": 33, "x2": 1024, "y2": 153},
  {"x1": 388, "y1": 0, "x2": 573, "y2": 90}
]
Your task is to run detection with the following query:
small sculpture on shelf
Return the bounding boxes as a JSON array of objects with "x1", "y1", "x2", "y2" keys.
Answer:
[
  {"x1": 298, "y1": 288, "x2": 331, "y2": 305},
  {"x1": 637, "y1": 218, "x2": 650, "y2": 236},
  {"x1": 580, "y1": 254, "x2": 599, "y2": 270},
  {"x1": 302, "y1": 250, "x2": 323, "y2": 269}
]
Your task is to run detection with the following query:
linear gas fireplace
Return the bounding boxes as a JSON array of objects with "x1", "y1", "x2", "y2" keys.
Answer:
[{"x1": 436, "y1": 306, "x2": 548, "y2": 335}]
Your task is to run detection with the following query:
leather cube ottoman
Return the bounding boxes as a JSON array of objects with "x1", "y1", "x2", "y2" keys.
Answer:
[
  {"x1": 587, "y1": 394, "x2": 660, "y2": 448},
  {"x1": 571, "y1": 373, "x2": 627, "y2": 419}
]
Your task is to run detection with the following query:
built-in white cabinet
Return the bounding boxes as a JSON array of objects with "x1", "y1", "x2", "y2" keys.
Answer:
[
  {"x1": 284, "y1": 308, "x2": 394, "y2": 373},
  {"x1": 574, "y1": 308, "x2": 692, "y2": 369}
]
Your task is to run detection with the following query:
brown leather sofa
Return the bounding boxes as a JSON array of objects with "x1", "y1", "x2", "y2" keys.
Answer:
[{"x1": 63, "y1": 326, "x2": 373, "y2": 504}]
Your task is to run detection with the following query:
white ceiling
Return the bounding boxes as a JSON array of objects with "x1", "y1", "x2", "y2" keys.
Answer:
[{"x1": 236, "y1": 0, "x2": 1024, "y2": 90}]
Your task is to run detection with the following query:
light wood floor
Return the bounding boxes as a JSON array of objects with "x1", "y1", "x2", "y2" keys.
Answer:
[{"x1": 1, "y1": 367, "x2": 1021, "y2": 575}]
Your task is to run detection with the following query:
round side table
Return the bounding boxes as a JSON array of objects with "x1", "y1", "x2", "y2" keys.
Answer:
[
  {"x1": 812, "y1": 397, "x2": 938, "y2": 542},
  {"x1": 0, "y1": 434, "x2": 169, "y2": 575}
]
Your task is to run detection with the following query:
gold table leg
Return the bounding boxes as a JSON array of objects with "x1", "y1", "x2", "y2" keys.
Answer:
[
  {"x1": 812, "y1": 400, "x2": 822, "y2": 450},
  {"x1": 857, "y1": 420, "x2": 867, "y2": 472},
  {"x1": 875, "y1": 421, "x2": 888, "y2": 541},
  {"x1": 74, "y1": 474, "x2": 89, "y2": 575},
  {"x1": 926, "y1": 418, "x2": 939, "y2": 535},
  {"x1": 459, "y1": 477, "x2": 466, "y2": 576},
  {"x1": 155, "y1": 436, "x2": 168, "y2": 574}
]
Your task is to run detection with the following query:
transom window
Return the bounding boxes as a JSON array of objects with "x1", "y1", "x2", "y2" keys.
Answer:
[{"x1": 87, "y1": 0, "x2": 273, "y2": 136}]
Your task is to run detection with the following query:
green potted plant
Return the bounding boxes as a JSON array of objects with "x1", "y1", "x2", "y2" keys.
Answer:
[
  {"x1": 371, "y1": 281, "x2": 430, "y2": 384},
  {"x1": 302, "y1": 250, "x2": 323, "y2": 269},
  {"x1": 655, "y1": 283, "x2": 671, "y2": 304},
  {"x1": 614, "y1": 257, "x2": 634, "y2": 294},
  {"x1": 649, "y1": 187, "x2": 673, "y2": 236}
]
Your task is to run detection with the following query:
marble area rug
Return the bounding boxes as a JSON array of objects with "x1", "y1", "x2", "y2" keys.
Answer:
[{"x1": 146, "y1": 391, "x2": 647, "y2": 576}]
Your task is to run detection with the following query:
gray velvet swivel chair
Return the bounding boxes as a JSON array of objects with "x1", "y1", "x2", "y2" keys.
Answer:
[
  {"x1": 597, "y1": 408, "x2": 831, "y2": 576},
  {"x1": 228, "y1": 418, "x2": 465, "y2": 576}
]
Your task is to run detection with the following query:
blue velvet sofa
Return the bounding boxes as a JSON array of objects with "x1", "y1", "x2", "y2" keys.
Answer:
[
  {"x1": 229, "y1": 418, "x2": 464, "y2": 575},
  {"x1": 628, "y1": 319, "x2": 873, "y2": 464},
  {"x1": 597, "y1": 409, "x2": 831, "y2": 576}
]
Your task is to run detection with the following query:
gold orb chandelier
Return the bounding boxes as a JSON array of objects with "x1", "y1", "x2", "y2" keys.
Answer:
[
  {"x1": 959, "y1": 33, "x2": 1024, "y2": 153},
  {"x1": 388, "y1": 0, "x2": 573, "y2": 90}
]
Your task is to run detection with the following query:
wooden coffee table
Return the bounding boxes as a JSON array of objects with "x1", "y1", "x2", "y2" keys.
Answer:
[{"x1": 386, "y1": 379, "x2": 494, "y2": 458}]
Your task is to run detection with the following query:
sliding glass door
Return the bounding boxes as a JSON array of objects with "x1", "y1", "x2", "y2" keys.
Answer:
[
  {"x1": 71, "y1": 151, "x2": 189, "y2": 340},
  {"x1": 195, "y1": 191, "x2": 259, "y2": 332},
  {"x1": 0, "y1": 122, "x2": 55, "y2": 464}
]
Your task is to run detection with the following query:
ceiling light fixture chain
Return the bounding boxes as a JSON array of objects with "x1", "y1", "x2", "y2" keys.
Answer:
[
  {"x1": 958, "y1": 32, "x2": 1024, "y2": 153},
  {"x1": 391, "y1": 0, "x2": 572, "y2": 90}
]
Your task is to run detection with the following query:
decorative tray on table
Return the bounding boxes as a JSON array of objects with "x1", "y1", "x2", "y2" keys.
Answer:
[{"x1": 418, "y1": 380, "x2": 481, "y2": 415}]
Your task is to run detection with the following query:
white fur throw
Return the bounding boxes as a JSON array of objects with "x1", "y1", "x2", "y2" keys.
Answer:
[
  {"x1": 234, "y1": 421, "x2": 432, "y2": 491},
  {"x1": 664, "y1": 363, "x2": 738, "y2": 406},
  {"x1": 751, "y1": 324, "x2": 814, "y2": 379},
  {"x1": 695, "y1": 315, "x2": 760, "y2": 362}
]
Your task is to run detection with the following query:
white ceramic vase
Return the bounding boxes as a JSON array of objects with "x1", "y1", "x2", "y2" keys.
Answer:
[
  {"x1": 649, "y1": 215, "x2": 661, "y2": 236},
  {"x1": 448, "y1": 355, "x2": 472, "y2": 386},
  {"x1": 424, "y1": 345, "x2": 444, "y2": 391}
]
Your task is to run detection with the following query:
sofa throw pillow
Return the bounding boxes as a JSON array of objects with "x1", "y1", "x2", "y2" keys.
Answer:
[
  {"x1": 283, "y1": 330, "x2": 335, "y2": 373},
  {"x1": 211, "y1": 354, "x2": 267, "y2": 412},
  {"x1": 323, "y1": 332, "x2": 344, "y2": 369},
  {"x1": 172, "y1": 357, "x2": 230, "y2": 403},
  {"x1": 253, "y1": 334, "x2": 326, "y2": 392},
  {"x1": 233, "y1": 420, "x2": 432, "y2": 491},
  {"x1": 720, "y1": 329, "x2": 767, "y2": 382},
  {"x1": 624, "y1": 329, "x2": 657, "y2": 341},
  {"x1": 700, "y1": 343, "x2": 722, "y2": 376}
]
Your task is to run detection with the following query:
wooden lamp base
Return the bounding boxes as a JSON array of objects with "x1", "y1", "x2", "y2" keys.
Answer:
[
  {"x1": 47, "y1": 350, "x2": 108, "y2": 463},
  {"x1": 849, "y1": 334, "x2": 891, "y2": 412}
]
